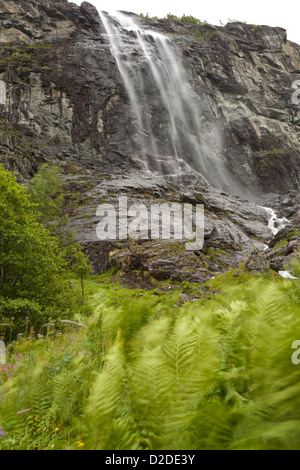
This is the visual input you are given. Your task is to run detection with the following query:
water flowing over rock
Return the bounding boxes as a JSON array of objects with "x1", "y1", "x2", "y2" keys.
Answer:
[
  {"x1": 260, "y1": 206, "x2": 290, "y2": 235},
  {"x1": 0, "y1": 0, "x2": 299, "y2": 284},
  {"x1": 99, "y1": 11, "x2": 231, "y2": 193}
]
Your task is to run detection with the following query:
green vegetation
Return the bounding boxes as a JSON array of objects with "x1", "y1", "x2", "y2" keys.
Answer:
[
  {"x1": 139, "y1": 13, "x2": 209, "y2": 25},
  {"x1": 0, "y1": 165, "x2": 87, "y2": 341},
  {"x1": 139, "y1": 12, "x2": 252, "y2": 36},
  {"x1": 166, "y1": 14, "x2": 209, "y2": 25},
  {"x1": 27, "y1": 164, "x2": 64, "y2": 220},
  {"x1": 194, "y1": 29, "x2": 218, "y2": 42},
  {"x1": 1, "y1": 165, "x2": 300, "y2": 450},
  {"x1": 1, "y1": 269, "x2": 300, "y2": 450},
  {"x1": 0, "y1": 42, "x2": 52, "y2": 70},
  {"x1": 253, "y1": 25, "x2": 262, "y2": 39},
  {"x1": 227, "y1": 18, "x2": 248, "y2": 24},
  {"x1": 219, "y1": 19, "x2": 248, "y2": 26},
  {"x1": 0, "y1": 42, "x2": 62, "y2": 73},
  {"x1": 71, "y1": 249, "x2": 93, "y2": 304}
]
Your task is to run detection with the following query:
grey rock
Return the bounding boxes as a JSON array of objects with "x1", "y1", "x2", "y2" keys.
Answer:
[{"x1": 0, "y1": 0, "x2": 299, "y2": 284}]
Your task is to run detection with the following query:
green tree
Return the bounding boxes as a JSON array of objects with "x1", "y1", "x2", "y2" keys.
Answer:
[
  {"x1": 71, "y1": 249, "x2": 93, "y2": 304},
  {"x1": 0, "y1": 165, "x2": 79, "y2": 336},
  {"x1": 27, "y1": 163, "x2": 63, "y2": 220},
  {"x1": 27, "y1": 164, "x2": 77, "y2": 259},
  {"x1": 0, "y1": 165, "x2": 64, "y2": 298}
]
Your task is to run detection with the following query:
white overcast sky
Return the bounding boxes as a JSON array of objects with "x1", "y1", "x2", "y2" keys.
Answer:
[{"x1": 72, "y1": 0, "x2": 300, "y2": 45}]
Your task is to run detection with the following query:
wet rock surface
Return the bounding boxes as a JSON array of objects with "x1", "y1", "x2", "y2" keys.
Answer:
[{"x1": 0, "y1": 0, "x2": 299, "y2": 284}]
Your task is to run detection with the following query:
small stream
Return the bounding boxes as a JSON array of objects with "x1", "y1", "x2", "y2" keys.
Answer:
[
  {"x1": 261, "y1": 207, "x2": 290, "y2": 235},
  {"x1": 261, "y1": 206, "x2": 297, "y2": 279}
]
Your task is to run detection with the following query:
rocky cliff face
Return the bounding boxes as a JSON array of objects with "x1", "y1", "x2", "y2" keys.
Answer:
[{"x1": 0, "y1": 0, "x2": 299, "y2": 285}]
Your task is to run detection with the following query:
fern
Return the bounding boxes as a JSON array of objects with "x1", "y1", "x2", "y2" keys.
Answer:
[{"x1": 1, "y1": 273, "x2": 300, "y2": 449}]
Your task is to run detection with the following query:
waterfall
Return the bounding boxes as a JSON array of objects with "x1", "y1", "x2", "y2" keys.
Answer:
[
  {"x1": 261, "y1": 207, "x2": 290, "y2": 235},
  {"x1": 99, "y1": 11, "x2": 231, "y2": 191},
  {"x1": 258, "y1": 207, "x2": 296, "y2": 280},
  {"x1": 261, "y1": 205, "x2": 291, "y2": 254}
]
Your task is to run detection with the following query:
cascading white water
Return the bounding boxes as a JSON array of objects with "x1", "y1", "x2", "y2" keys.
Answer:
[
  {"x1": 99, "y1": 11, "x2": 231, "y2": 191},
  {"x1": 260, "y1": 207, "x2": 297, "y2": 279},
  {"x1": 262, "y1": 207, "x2": 290, "y2": 235},
  {"x1": 261, "y1": 205, "x2": 288, "y2": 251}
]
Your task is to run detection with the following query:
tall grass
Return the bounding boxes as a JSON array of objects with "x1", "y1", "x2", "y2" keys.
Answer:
[{"x1": 0, "y1": 271, "x2": 300, "y2": 450}]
